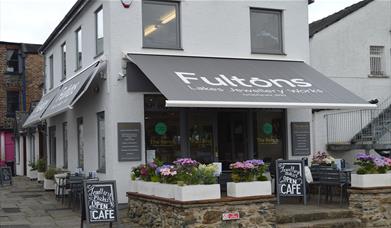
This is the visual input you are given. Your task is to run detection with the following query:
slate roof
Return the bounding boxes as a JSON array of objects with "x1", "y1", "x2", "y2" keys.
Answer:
[
  {"x1": 309, "y1": 0, "x2": 374, "y2": 38},
  {"x1": 0, "y1": 41, "x2": 41, "y2": 54}
]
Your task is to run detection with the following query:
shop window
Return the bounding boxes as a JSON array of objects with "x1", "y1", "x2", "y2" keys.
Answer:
[
  {"x1": 75, "y1": 27, "x2": 82, "y2": 69},
  {"x1": 253, "y1": 110, "x2": 285, "y2": 162},
  {"x1": 49, "y1": 126, "x2": 56, "y2": 166},
  {"x1": 142, "y1": 1, "x2": 181, "y2": 49},
  {"x1": 6, "y1": 49, "x2": 19, "y2": 73},
  {"x1": 61, "y1": 43, "x2": 66, "y2": 80},
  {"x1": 97, "y1": 112, "x2": 106, "y2": 173},
  {"x1": 144, "y1": 95, "x2": 181, "y2": 162},
  {"x1": 49, "y1": 55, "x2": 54, "y2": 89},
  {"x1": 95, "y1": 6, "x2": 104, "y2": 56},
  {"x1": 6, "y1": 91, "x2": 19, "y2": 117},
  {"x1": 63, "y1": 122, "x2": 68, "y2": 169},
  {"x1": 369, "y1": 46, "x2": 385, "y2": 76},
  {"x1": 77, "y1": 117, "x2": 84, "y2": 169},
  {"x1": 250, "y1": 8, "x2": 283, "y2": 54}
]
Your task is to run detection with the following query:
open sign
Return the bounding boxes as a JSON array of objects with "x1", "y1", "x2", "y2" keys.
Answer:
[{"x1": 222, "y1": 212, "x2": 240, "y2": 221}]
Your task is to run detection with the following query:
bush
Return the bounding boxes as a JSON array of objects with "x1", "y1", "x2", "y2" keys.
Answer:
[
  {"x1": 29, "y1": 161, "x2": 37, "y2": 171},
  {"x1": 36, "y1": 159, "x2": 46, "y2": 172},
  {"x1": 44, "y1": 167, "x2": 57, "y2": 180}
]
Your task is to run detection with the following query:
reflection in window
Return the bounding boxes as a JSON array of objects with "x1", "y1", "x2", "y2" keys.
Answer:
[
  {"x1": 189, "y1": 113, "x2": 214, "y2": 164},
  {"x1": 76, "y1": 28, "x2": 82, "y2": 69},
  {"x1": 97, "y1": 112, "x2": 106, "y2": 172},
  {"x1": 63, "y1": 122, "x2": 68, "y2": 169},
  {"x1": 6, "y1": 91, "x2": 19, "y2": 117},
  {"x1": 6, "y1": 49, "x2": 19, "y2": 73},
  {"x1": 143, "y1": 1, "x2": 180, "y2": 49},
  {"x1": 95, "y1": 7, "x2": 104, "y2": 55},
  {"x1": 61, "y1": 43, "x2": 66, "y2": 80}
]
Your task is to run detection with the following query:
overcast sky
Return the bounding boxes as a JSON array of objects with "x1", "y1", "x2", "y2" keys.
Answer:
[{"x1": 0, "y1": 0, "x2": 362, "y2": 44}]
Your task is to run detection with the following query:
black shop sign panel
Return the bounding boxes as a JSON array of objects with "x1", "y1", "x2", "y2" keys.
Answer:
[
  {"x1": 291, "y1": 122, "x2": 311, "y2": 156},
  {"x1": 276, "y1": 160, "x2": 306, "y2": 205},
  {"x1": 0, "y1": 167, "x2": 12, "y2": 186},
  {"x1": 83, "y1": 180, "x2": 119, "y2": 224}
]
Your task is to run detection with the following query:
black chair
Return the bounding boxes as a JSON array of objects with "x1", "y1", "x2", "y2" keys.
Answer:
[{"x1": 67, "y1": 175, "x2": 84, "y2": 210}]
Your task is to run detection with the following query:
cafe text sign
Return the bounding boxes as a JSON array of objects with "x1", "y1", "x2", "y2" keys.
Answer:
[
  {"x1": 291, "y1": 122, "x2": 311, "y2": 156},
  {"x1": 84, "y1": 180, "x2": 118, "y2": 224},
  {"x1": 276, "y1": 160, "x2": 306, "y2": 205},
  {"x1": 118, "y1": 122, "x2": 142, "y2": 161}
]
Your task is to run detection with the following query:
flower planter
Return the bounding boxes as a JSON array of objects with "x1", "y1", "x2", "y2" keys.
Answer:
[
  {"x1": 37, "y1": 172, "x2": 45, "y2": 182},
  {"x1": 136, "y1": 181, "x2": 158, "y2": 196},
  {"x1": 351, "y1": 173, "x2": 391, "y2": 188},
  {"x1": 154, "y1": 183, "x2": 175, "y2": 199},
  {"x1": 227, "y1": 181, "x2": 272, "y2": 197},
  {"x1": 54, "y1": 173, "x2": 68, "y2": 196},
  {"x1": 129, "y1": 180, "x2": 138, "y2": 192},
  {"x1": 174, "y1": 184, "x2": 221, "y2": 201},
  {"x1": 43, "y1": 178, "x2": 55, "y2": 190},
  {"x1": 30, "y1": 170, "x2": 38, "y2": 180}
]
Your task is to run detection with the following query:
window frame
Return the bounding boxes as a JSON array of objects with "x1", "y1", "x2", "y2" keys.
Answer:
[
  {"x1": 6, "y1": 91, "x2": 19, "y2": 118},
  {"x1": 49, "y1": 126, "x2": 56, "y2": 167},
  {"x1": 75, "y1": 27, "x2": 82, "y2": 70},
  {"x1": 77, "y1": 117, "x2": 84, "y2": 170},
  {"x1": 49, "y1": 55, "x2": 54, "y2": 89},
  {"x1": 95, "y1": 6, "x2": 104, "y2": 57},
  {"x1": 97, "y1": 111, "x2": 106, "y2": 173},
  {"x1": 369, "y1": 45, "x2": 386, "y2": 77},
  {"x1": 6, "y1": 49, "x2": 20, "y2": 74},
  {"x1": 61, "y1": 42, "x2": 67, "y2": 81},
  {"x1": 62, "y1": 122, "x2": 68, "y2": 169},
  {"x1": 250, "y1": 8, "x2": 284, "y2": 55},
  {"x1": 142, "y1": 0, "x2": 182, "y2": 50}
]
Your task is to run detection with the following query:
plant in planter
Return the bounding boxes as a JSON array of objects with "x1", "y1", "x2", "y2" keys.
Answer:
[
  {"x1": 136, "y1": 160, "x2": 162, "y2": 195},
  {"x1": 351, "y1": 153, "x2": 391, "y2": 188},
  {"x1": 36, "y1": 159, "x2": 46, "y2": 182},
  {"x1": 29, "y1": 161, "x2": 38, "y2": 180},
  {"x1": 311, "y1": 151, "x2": 336, "y2": 167},
  {"x1": 43, "y1": 167, "x2": 57, "y2": 190},
  {"x1": 227, "y1": 159, "x2": 271, "y2": 197},
  {"x1": 129, "y1": 166, "x2": 141, "y2": 192},
  {"x1": 154, "y1": 164, "x2": 178, "y2": 198}
]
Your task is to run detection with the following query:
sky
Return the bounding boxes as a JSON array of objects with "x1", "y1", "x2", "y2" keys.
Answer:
[{"x1": 0, "y1": 0, "x2": 362, "y2": 44}]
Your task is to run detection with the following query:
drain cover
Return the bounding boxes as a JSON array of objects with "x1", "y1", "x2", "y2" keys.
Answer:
[{"x1": 2, "y1": 208, "x2": 21, "y2": 213}]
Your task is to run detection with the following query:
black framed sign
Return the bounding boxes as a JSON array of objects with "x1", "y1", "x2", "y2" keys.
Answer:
[
  {"x1": 83, "y1": 180, "x2": 118, "y2": 224},
  {"x1": 0, "y1": 167, "x2": 12, "y2": 186},
  {"x1": 117, "y1": 122, "x2": 142, "y2": 161},
  {"x1": 276, "y1": 160, "x2": 306, "y2": 205},
  {"x1": 291, "y1": 122, "x2": 311, "y2": 156}
]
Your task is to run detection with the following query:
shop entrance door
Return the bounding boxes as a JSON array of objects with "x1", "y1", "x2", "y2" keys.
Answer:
[{"x1": 218, "y1": 111, "x2": 248, "y2": 170}]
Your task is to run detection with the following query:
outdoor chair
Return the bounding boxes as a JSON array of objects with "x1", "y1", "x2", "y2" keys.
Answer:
[{"x1": 67, "y1": 175, "x2": 84, "y2": 210}]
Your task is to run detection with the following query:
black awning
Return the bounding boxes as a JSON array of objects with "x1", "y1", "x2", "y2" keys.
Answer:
[{"x1": 126, "y1": 54, "x2": 374, "y2": 109}]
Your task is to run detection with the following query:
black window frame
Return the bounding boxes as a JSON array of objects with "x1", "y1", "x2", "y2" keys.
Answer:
[
  {"x1": 95, "y1": 6, "x2": 104, "y2": 56},
  {"x1": 6, "y1": 91, "x2": 19, "y2": 118},
  {"x1": 5, "y1": 49, "x2": 20, "y2": 74},
  {"x1": 250, "y1": 8, "x2": 284, "y2": 55}
]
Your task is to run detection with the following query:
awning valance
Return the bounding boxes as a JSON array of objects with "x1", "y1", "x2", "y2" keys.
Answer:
[{"x1": 127, "y1": 54, "x2": 375, "y2": 109}]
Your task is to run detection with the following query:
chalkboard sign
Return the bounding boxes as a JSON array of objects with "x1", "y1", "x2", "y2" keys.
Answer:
[
  {"x1": 276, "y1": 160, "x2": 306, "y2": 205},
  {"x1": 291, "y1": 122, "x2": 311, "y2": 156},
  {"x1": 84, "y1": 180, "x2": 118, "y2": 224},
  {"x1": 118, "y1": 122, "x2": 142, "y2": 161},
  {"x1": 0, "y1": 167, "x2": 12, "y2": 186}
]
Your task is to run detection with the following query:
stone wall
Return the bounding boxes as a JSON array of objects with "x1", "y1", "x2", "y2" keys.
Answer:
[
  {"x1": 128, "y1": 193, "x2": 276, "y2": 228},
  {"x1": 349, "y1": 187, "x2": 391, "y2": 227}
]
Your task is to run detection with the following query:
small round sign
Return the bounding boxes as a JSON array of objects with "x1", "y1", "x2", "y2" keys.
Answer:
[
  {"x1": 262, "y1": 123, "x2": 273, "y2": 135},
  {"x1": 155, "y1": 122, "x2": 167, "y2": 135}
]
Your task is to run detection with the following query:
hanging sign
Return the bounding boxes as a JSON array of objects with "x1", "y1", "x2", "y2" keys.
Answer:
[
  {"x1": 276, "y1": 160, "x2": 306, "y2": 205},
  {"x1": 0, "y1": 167, "x2": 12, "y2": 186}
]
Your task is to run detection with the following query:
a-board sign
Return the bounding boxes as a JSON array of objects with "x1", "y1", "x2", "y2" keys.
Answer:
[
  {"x1": 291, "y1": 122, "x2": 311, "y2": 156},
  {"x1": 0, "y1": 167, "x2": 12, "y2": 186},
  {"x1": 84, "y1": 180, "x2": 118, "y2": 224},
  {"x1": 118, "y1": 122, "x2": 142, "y2": 161},
  {"x1": 276, "y1": 160, "x2": 306, "y2": 205}
]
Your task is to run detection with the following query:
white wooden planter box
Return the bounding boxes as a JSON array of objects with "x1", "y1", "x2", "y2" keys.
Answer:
[
  {"x1": 351, "y1": 173, "x2": 391, "y2": 188},
  {"x1": 154, "y1": 183, "x2": 175, "y2": 199},
  {"x1": 30, "y1": 170, "x2": 38, "y2": 180},
  {"x1": 43, "y1": 178, "x2": 55, "y2": 190},
  {"x1": 227, "y1": 181, "x2": 272, "y2": 197},
  {"x1": 175, "y1": 184, "x2": 221, "y2": 201},
  {"x1": 129, "y1": 180, "x2": 138, "y2": 192},
  {"x1": 37, "y1": 172, "x2": 45, "y2": 182},
  {"x1": 136, "y1": 181, "x2": 158, "y2": 196}
]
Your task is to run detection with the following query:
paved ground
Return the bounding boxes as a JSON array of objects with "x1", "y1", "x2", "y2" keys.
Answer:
[{"x1": 0, "y1": 176, "x2": 138, "y2": 228}]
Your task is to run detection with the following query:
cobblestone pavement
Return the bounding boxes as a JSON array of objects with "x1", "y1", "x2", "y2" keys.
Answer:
[{"x1": 0, "y1": 176, "x2": 139, "y2": 228}]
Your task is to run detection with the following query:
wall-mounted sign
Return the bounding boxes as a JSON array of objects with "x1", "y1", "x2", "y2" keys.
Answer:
[
  {"x1": 118, "y1": 123, "x2": 141, "y2": 161},
  {"x1": 291, "y1": 122, "x2": 311, "y2": 156},
  {"x1": 262, "y1": 122, "x2": 273, "y2": 135},
  {"x1": 276, "y1": 160, "x2": 306, "y2": 205},
  {"x1": 0, "y1": 167, "x2": 12, "y2": 186},
  {"x1": 154, "y1": 122, "x2": 167, "y2": 135},
  {"x1": 84, "y1": 180, "x2": 118, "y2": 224},
  {"x1": 222, "y1": 212, "x2": 240, "y2": 221}
]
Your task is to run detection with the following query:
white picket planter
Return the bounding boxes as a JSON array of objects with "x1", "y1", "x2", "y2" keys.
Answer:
[
  {"x1": 175, "y1": 184, "x2": 221, "y2": 201},
  {"x1": 351, "y1": 173, "x2": 391, "y2": 188},
  {"x1": 30, "y1": 170, "x2": 38, "y2": 180},
  {"x1": 37, "y1": 172, "x2": 45, "y2": 182},
  {"x1": 227, "y1": 181, "x2": 272, "y2": 197},
  {"x1": 137, "y1": 181, "x2": 158, "y2": 196},
  {"x1": 129, "y1": 180, "x2": 138, "y2": 192},
  {"x1": 43, "y1": 178, "x2": 55, "y2": 190},
  {"x1": 154, "y1": 183, "x2": 175, "y2": 199}
]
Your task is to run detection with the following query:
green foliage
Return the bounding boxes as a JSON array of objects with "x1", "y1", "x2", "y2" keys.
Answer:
[
  {"x1": 36, "y1": 159, "x2": 46, "y2": 172},
  {"x1": 44, "y1": 167, "x2": 57, "y2": 180},
  {"x1": 29, "y1": 161, "x2": 37, "y2": 171}
]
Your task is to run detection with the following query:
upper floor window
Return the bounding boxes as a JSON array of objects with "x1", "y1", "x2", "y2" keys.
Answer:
[
  {"x1": 76, "y1": 27, "x2": 82, "y2": 69},
  {"x1": 61, "y1": 43, "x2": 67, "y2": 80},
  {"x1": 49, "y1": 55, "x2": 54, "y2": 89},
  {"x1": 142, "y1": 0, "x2": 181, "y2": 49},
  {"x1": 95, "y1": 6, "x2": 104, "y2": 56},
  {"x1": 250, "y1": 8, "x2": 283, "y2": 54},
  {"x1": 6, "y1": 49, "x2": 19, "y2": 73},
  {"x1": 369, "y1": 46, "x2": 385, "y2": 76},
  {"x1": 6, "y1": 91, "x2": 19, "y2": 117}
]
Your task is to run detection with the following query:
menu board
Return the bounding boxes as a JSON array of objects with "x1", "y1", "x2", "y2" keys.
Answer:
[
  {"x1": 0, "y1": 167, "x2": 12, "y2": 186},
  {"x1": 84, "y1": 180, "x2": 118, "y2": 224},
  {"x1": 276, "y1": 160, "x2": 306, "y2": 205},
  {"x1": 118, "y1": 122, "x2": 142, "y2": 161},
  {"x1": 291, "y1": 122, "x2": 311, "y2": 156}
]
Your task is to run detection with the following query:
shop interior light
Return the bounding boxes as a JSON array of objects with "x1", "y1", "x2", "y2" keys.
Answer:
[
  {"x1": 144, "y1": 25, "x2": 157, "y2": 36},
  {"x1": 160, "y1": 10, "x2": 176, "y2": 24}
]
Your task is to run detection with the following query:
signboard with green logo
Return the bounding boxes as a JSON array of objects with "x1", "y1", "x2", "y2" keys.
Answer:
[{"x1": 154, "y1": 122, "x2": 167, "y2": 135}]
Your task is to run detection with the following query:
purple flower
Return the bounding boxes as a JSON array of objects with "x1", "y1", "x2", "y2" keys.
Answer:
[
  {"x1": 245, "y1": 159, "x2": 265, "y2": 166},
  {"x1": 373, "y1": 157, "x2": 385, "y2": 167},
  {"x1": 173, "y1": 158, "x2": 199, "y2": 166},
  {"x1": 147, "y1": 162, "x2": 158, "y2": 169},
  {"x1": 355, "y1": 153, "x2": 371, "y2": 161}
]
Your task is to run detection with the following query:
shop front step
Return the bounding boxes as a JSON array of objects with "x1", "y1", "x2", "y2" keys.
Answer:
[
  {"x1": 276, "y1": 218, "x2": 362, "y2": 228},
  {"x1": 277, "y1": 208, "x2": 353, "y2": 224}
]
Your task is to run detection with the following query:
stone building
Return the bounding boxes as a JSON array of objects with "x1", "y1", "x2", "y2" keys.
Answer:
[{"x1": 0, "y1": 41, "x2": 43, "y2": 175}]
